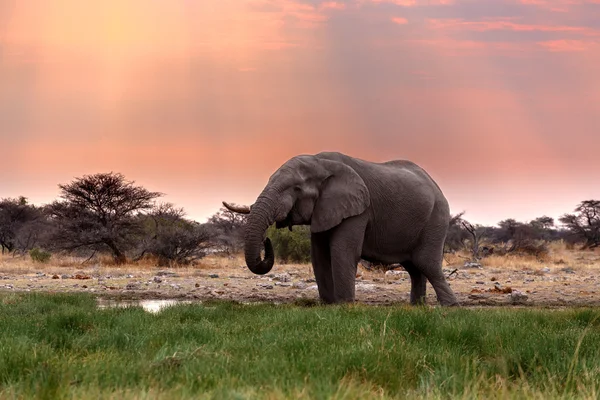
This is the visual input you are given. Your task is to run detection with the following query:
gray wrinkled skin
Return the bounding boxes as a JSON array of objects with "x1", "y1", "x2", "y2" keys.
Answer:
[{"x1": 235, "y1": 152, "x2": 458, "y2": 306}]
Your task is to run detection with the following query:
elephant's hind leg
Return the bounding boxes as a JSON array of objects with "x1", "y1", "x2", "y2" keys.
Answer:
[
  {"x1": 402, "y1": 261, "x2": 427, "y2": 305},
  {"x1": 412, "y1": 248, "x2": 459, "y2": 307}
]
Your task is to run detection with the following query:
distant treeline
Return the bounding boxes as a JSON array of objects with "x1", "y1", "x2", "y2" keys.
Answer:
[{"x1": 0, "y1": 172, "x2": 598, "y2": 265}]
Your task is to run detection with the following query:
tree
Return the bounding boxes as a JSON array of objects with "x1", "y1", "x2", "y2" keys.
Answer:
[
  {"x1": 530, "y1": 216, "x2": 555, "y2": 231},
  {"x1": 560, "y1": 200, "x2": 600, "y2": 249},
  {"x1": 47, "y1": 172, "x2": 161, "y2": 263},
  {"x1": 460, "y1": 220, "x2": 491, "y2": 261},
  {"x1": 444, "y1": 212, "x2": 491, "y2": 260},
  {"x1": 0, "y1": 197, "x2": 47, "y2": 255},
  {"x1": 490, "y1": 218, "x2": 549, "y2": 258},
  {"x1": 206, "y1": 206, "x2": 247, "y2": 254},
  {"x1": 444, "y1": 212, "x2": 470, "y2": 253},
  {"x1": 138, "y1": 203, "x2": 213, "y2": 266}
]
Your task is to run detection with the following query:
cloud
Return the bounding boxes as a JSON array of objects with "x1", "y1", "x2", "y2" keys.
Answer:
[
  {"x1": 391, "y1": 16, "x2": 408, "y2": 23},
  {"x1": 427, "y1": 17, "x2": 597, "y2": 33},
  {"x1": 537, "y1": 38, "x2": 596, "y2": 50},
  {"x1": 366, "y1": 0, "x2": 454, "y2": 6},
  {"x1": 319, "y1": 1, "x2": 347, "y2": 10}
]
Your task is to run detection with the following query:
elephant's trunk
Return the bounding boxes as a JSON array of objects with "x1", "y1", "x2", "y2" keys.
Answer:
[{"x1": 244, "y1": 195, "x2": 276, "y2": 275}]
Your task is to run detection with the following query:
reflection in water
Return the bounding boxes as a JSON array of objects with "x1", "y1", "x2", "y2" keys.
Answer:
[{"x1": 97, "y1": 299, "x2": 192, "y2": 313}]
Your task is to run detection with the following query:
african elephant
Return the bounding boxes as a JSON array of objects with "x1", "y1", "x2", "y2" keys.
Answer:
[{"x1": 224, "y1": 152, "x2": 458, "y2": 306}]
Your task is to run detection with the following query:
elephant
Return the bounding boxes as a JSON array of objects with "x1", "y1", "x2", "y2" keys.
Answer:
[{"x1": 223, "y1": 152, "x2": 458, "y2": 306}]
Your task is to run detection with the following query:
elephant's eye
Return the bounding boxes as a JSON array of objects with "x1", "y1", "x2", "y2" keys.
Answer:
[{"x1": 293, "y1": 186, "x2": 302, "y2": 193}]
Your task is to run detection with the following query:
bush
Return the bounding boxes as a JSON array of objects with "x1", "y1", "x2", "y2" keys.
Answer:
[
  {"x1": 29, "y1": 248, "x2": 51, "y2": 263},
  {"x1": 137, "y1": 203, "x2": 213, "y2": 266},
  {"x1": 266, "y1": 225, "x2": 311, "y2": 263}
]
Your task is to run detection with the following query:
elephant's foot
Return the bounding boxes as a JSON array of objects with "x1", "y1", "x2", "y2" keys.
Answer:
[
  {"x1": 438, "y1": 296, "x2": 460, "y2": 307},
  {"x1": 410, "y1": 297, "x2": 427, "y2": 306}
]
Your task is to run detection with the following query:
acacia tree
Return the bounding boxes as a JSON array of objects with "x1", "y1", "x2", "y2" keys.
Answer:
[
  {"x1": 560, "y1": 200, "x2": 600, "y2": 249},
  {"x1": 47, "y1": 172, "x2": 161, "y2": 263}
]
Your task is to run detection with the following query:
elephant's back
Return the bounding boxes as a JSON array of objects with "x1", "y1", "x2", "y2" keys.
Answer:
[{"x1": 315, "y1": 151, "x2": 447, "y2": 207}]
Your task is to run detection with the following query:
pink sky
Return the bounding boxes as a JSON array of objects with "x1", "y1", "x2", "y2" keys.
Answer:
[{"x1": 1, "y1": 0, "x2": 599, "y2": 226}]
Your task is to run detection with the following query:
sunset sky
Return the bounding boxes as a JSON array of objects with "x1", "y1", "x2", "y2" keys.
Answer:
[{"x1": 1, "y1": 0, "x2": 599, "y2": 226}]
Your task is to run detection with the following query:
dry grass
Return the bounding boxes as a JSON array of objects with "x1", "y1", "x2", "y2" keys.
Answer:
[
  {"x1": 0, "y1": 252, "x2": 246, "y2": 278},
  {"x1": 2, "y1": 242, "x2": 599, "y2": 279},
  {"x1": 444, "y1": 241, "x2": 600, "y2": 273}
]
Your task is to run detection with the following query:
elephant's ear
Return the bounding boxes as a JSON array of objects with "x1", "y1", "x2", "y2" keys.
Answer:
[{"x1": 311, "y1": 160, "x2": 370, "y2": 233}]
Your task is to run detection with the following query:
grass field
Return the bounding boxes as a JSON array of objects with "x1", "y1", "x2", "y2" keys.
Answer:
[{"x1": 1, "y1": 293, "x2": 600, "y2": 399}]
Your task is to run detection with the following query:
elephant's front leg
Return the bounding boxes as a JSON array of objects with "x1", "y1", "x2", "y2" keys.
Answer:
[
  {"x1": 329, "y1": 214, "x2": 369, "y2": 303},
  {"x1": 311, "y1": 232, "x2": 335, "y2": 304}
]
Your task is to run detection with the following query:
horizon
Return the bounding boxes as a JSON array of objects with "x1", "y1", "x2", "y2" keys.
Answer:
[
  {"x1": 0, "y1": 165, "x2": 592, "y2": 228},
  {"x1": 1, "y1": 0, "x2": 599, "y2": 226}
]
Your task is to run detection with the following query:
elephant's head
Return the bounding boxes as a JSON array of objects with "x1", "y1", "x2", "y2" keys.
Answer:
[{"x1": 224, "y1": 155, "x2": 370, "y2": 276}]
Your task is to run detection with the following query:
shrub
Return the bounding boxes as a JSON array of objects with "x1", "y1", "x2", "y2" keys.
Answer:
[
  {"x1": 137, "y1": 203, "x2": 213, "y2": 266},
  {"x1": 266, "y1": 225, "x2": 311, "y2": 263},
  {"x1": 29, "y1": 248, "x2": 51, "y2": 263}
]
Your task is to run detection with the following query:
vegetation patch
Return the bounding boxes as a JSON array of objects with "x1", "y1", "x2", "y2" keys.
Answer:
[{"x1": 1, "y1": 293, "x2": 600, "y2": 399}]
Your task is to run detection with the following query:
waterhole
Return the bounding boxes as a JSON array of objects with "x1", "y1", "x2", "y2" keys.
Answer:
[{"x1": 97, "y1": 299, "x2": 192, "y2": 313}]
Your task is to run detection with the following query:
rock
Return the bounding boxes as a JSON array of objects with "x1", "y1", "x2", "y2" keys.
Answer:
[
  {"x1": 36, "y1": 272, "x2": 45, "y2": 277},
  {"x1": 490, "y1": 277, "x2": 497, "y2": 281},
  {"x1": 306, "y1": 285, "x2": 318, "y2": 290},
  {"x1": 385, "y1": 270, "x2": 407, "y2": 278},
  {"x1": 464, "y1": 262, "x2": 482, "y2": 269},
  {"x1": 273, "y1": 273, "x2": 291, "y2": 282},
  {"x1": 125, "y1": 282, "x2": 141, "y2": 290},
  {"x1": 542, "y1": 267, "x2": 551, "y2": 273},
  {"x1": 293, "y1": 282, "x2": 307, "y2": 289},
  {"x1": 510, "y1": 290, "x2": 528, "y2": 303},
  {"x1": 156, "y1": 271, "x2": 177, "y2": 277},
  {"x1": 209, "y1": 274, "x2": 219, "y2": 279},
  {"x1": 74, "y1": 274, "x2": 91, "y2": 280},
  {"x1": 153, "y1": 276, "x2": 163, "y2": 283},
  {"x1": 126, "y1": 274, "x2": 134, "y2": 278},
  {"x1": 195, "y1": 283, "x2": 200, "y2": 288},
  {"x1": 82, "y1": 285, "x2": 88, "y2": 289},
  {"x1": 356, "y1": 283, "x2": 377, "y2": 292},
  {"x1": 257, "y1": 284, "x2": 274, "y2": 290},
  {"x1": 475, "y1": 281, "x2": 485, "y2": 285},
  {"x1": 304, "y1": 278, "x2": 316, "y2": 283},
  {"x1": 52, "y1": 274, "x2": 60, "y2": 279},
  {"x1": 561, "y1": 267, "x2": 576, "y2": 274}
]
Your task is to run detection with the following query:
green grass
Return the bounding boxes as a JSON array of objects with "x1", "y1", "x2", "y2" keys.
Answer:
[{"x1": 1, "y1": 293, "x2": 599, "y2": 399}]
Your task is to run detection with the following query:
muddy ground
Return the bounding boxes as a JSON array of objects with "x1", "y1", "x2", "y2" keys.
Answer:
[{"x1": 2, "y1": 254, "x2": 600, "y2": 307}]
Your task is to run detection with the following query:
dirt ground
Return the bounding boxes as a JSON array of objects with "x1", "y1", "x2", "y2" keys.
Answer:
[{"x1": 2, "y1": 247, "x2": 600, "y2": 307}]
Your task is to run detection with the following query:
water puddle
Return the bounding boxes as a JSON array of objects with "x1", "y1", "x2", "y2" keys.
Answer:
[{"x1": 97, "y1": 299, "x2": 192, "y2": 313}]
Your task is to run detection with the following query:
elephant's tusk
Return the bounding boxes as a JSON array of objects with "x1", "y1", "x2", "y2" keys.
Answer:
[{"x1": 222, "y1": 201, "x2": 251, "y2": 214}]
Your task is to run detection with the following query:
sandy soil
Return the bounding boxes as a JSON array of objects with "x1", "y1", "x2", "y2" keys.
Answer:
[{"x1": 2, "y1": 251, "x2": 600, "y2": 307}]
